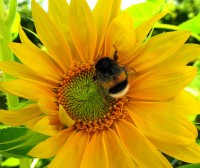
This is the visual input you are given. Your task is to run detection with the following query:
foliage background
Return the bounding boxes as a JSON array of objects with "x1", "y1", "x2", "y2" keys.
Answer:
[{"x1": 0, "y1": 0, "x2": 200, "y2": 167}]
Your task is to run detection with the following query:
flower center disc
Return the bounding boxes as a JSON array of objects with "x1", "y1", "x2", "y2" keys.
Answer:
[{"x1": 57, "y1": 63, "x2": 127, "y2": 132}]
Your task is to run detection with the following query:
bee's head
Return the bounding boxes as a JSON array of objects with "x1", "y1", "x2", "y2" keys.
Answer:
[{"x1": 95, "y1": 57, "x2": 114, "y2": 75}]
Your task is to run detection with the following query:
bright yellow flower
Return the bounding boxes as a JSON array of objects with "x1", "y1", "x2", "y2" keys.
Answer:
[{"x1": 1, "y1": 0, "x2": 200, "y2": 167}]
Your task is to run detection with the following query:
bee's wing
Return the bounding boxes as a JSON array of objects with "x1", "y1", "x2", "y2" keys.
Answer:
[
  {"x1": 95, "y1": 71, "x2": 109, "y2": 97},
  {"x1": 124, "y1": 66, "x2": 137, "y2": 80},
  {"x1": 96, "y1": 79, "x2": 109, "y2": 98}
]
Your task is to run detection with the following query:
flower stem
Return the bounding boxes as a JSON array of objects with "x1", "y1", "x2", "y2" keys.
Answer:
[{"x1": 0, "y1": 0, "x2": 19, "y2": 109}]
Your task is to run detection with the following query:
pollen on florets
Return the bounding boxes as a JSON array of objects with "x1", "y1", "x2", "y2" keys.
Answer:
[
  {"x1": 56, "y1": 62, "x2": 128, "y2": 132},
  {"x1": 75, "y1": 97, "x2": 128, "y2": 132}
]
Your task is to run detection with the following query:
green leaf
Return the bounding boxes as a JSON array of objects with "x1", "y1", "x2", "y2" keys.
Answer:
[
  {"x1": 11, "y1": 100, "x2": 34, "y2": 110},
  {"x1": 1, "y1": 157, "x2": 20, "y2": 167},
  {"x1": 11, "y1": 12, "x2": 21, "y2": 41},
  {"x1": 0, "y1": 127, "x2": 48, "y2": 158},
  {"x1": 177, "y1": 164, "x2": 200, "y2": 168},
  {"x1": 123, "y1": 1, "x2": 163, "y2": 27},
  {"x1": 19, "y1": 158, "x2": 31, "y2": 168},
  {"x1": 179, "y1": 14, "x2": 200, "y2": 34}
]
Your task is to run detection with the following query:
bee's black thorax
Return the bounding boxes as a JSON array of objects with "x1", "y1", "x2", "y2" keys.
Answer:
[
  {"x1": 95, "y1": 57, "x2": 122, "y2": 77},
  {"x1": 95, "y1": 57, "x2": 114, "y2": 75}
]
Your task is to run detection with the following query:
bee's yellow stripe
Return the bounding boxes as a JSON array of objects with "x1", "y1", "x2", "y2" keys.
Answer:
[{"x1": 102, "y1": 71, "x2": 127, "y2": 89}]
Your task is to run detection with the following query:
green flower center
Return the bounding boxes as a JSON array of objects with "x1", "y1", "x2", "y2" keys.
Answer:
[{"x1": 57, "y1": 63, "x2": 127, "y2": 132}]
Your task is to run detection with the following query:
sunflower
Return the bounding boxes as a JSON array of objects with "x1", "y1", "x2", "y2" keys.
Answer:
[{"x1": 1, "y1": 0, "x2": 200, "y2": 167}]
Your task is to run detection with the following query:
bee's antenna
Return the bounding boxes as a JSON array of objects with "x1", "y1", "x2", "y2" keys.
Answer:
[{"x1": 113, "y1": 45, "x2": 118, "y2": 62}]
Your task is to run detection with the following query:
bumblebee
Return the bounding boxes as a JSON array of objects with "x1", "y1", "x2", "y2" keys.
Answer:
[{"x1": 94, "y1": 47, "x2": 130, "y2": 98}]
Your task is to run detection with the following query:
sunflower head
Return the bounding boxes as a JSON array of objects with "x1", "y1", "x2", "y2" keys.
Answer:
[{"x1": 56, "y1": 61, "x2": 128, "y2": 132}]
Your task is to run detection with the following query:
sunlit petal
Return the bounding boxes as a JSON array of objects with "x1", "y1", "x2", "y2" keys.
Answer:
[
  {"x1": 0, "y1": 80, "x2": 55, "y2": 101},
  {"x1": 29, "y1": 127, "x2": 74, "y2": 158},
  {"x1": 24, "y1": 115, "x2": 62, "y2": 136},
  {"x1": 32, "y1": 0, "x2": 73, "y2": 70},
  {"x1": 48, "y1": 131, "x2": 89, "y2": 168},
  {"x1": 0, "y1": 104, "x2": 41, "y2": 126},
  {"x1": 151, "y1": 139, "x2": 200, "y2": 163},
  {"x1": 127, "y1": 101, "x2": 197, "y2": 145},
  {"x1": 69, "y1": 0, "x2": 97, "y2": 62},
  {"x1": 115, "y1": 120, "x2": 172, "y2": 168},
  {"x1": 128, "y1": 66, "x2": 197, "y2": 100},
  {"x1": 81, "y1": 131, "x2": 109, "y2": 168}
]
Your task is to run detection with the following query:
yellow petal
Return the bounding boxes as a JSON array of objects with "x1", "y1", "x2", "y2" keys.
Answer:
[
  {"x1": 69, "y1": 0, "x2": 97, "y2": 63},
  {"x1": 93, "y1": 0, "x2": 113, "y2": 59},
  {"x1": 115, "y1": 120, "x2": 172, "y2": 168},
  {"x1": 48, "y1": 0, "x2": 69, "y2": 38},
  {"x1": 29, "y1": 127, "x2": 74, "y2": 158},
  {"x1": 24, "y1": 116, "x2": 61, "y2": 136},
  {"x1": 0, "y1": 61, "x2": 58, "y2": 87},
  {"x1": 104, "y1": 13, "x2": 136, "y2": 62},
  {"x1": 81, "y1": 131, "x2": 109, "y2": 168},
  {"x1": 109, "y1": 0, "x2": 121, "y2": 23},
  {"x1": 126, "y1": 101, "x2": 197, "y2": 145},
  {"x1": 48, "y1": 0, "x2": 82, "y2": 62},
  {"x1": 141, "y1": 43, "x2": 200, "y2": 72},
  {"x1": 48, "y1": 131, "x2": 89, "y2": 168},
  {"x1": 135, "y1": 11, "x2": 169, "y2": 44},
  {"x1": 102, "y1": 128, "x2": 136, "y2": 167},
  {"x1": 0, "y1": 104, "x2": 41, "y2": 126},
  {"x1": 166, "y1": 44, "x2": 200, "y2": 66},
  {"x1": 19, "y1": 26, "x2": 37, "y2": 49},
  {"x1": 127, "y1": 66, "x2": 197, "y2": 100},
  {"x1": 58, "y1": 105, "x2": 74, "y2": 127},
  {"x1": 129, "y1": 31, "x2": 190, "y2": 72},
  {"x1": 38, "y1": 99, "x2": 58, "y2": 116},
  {"x1": 9, "y1": 43, "x2": 63, "y2": 82},
  {"x1": 0, "y1": 79, "x2": 55, "y2": 101},
  {"x1": 170, "y1": 90, "x2": 200, "y2": 115},
  {"x1": 151, "y1": 139, "x2": 200, "y2": 163},
  {"x1": 31, "y1": 0, "x2": 73, "y2": 70}
]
